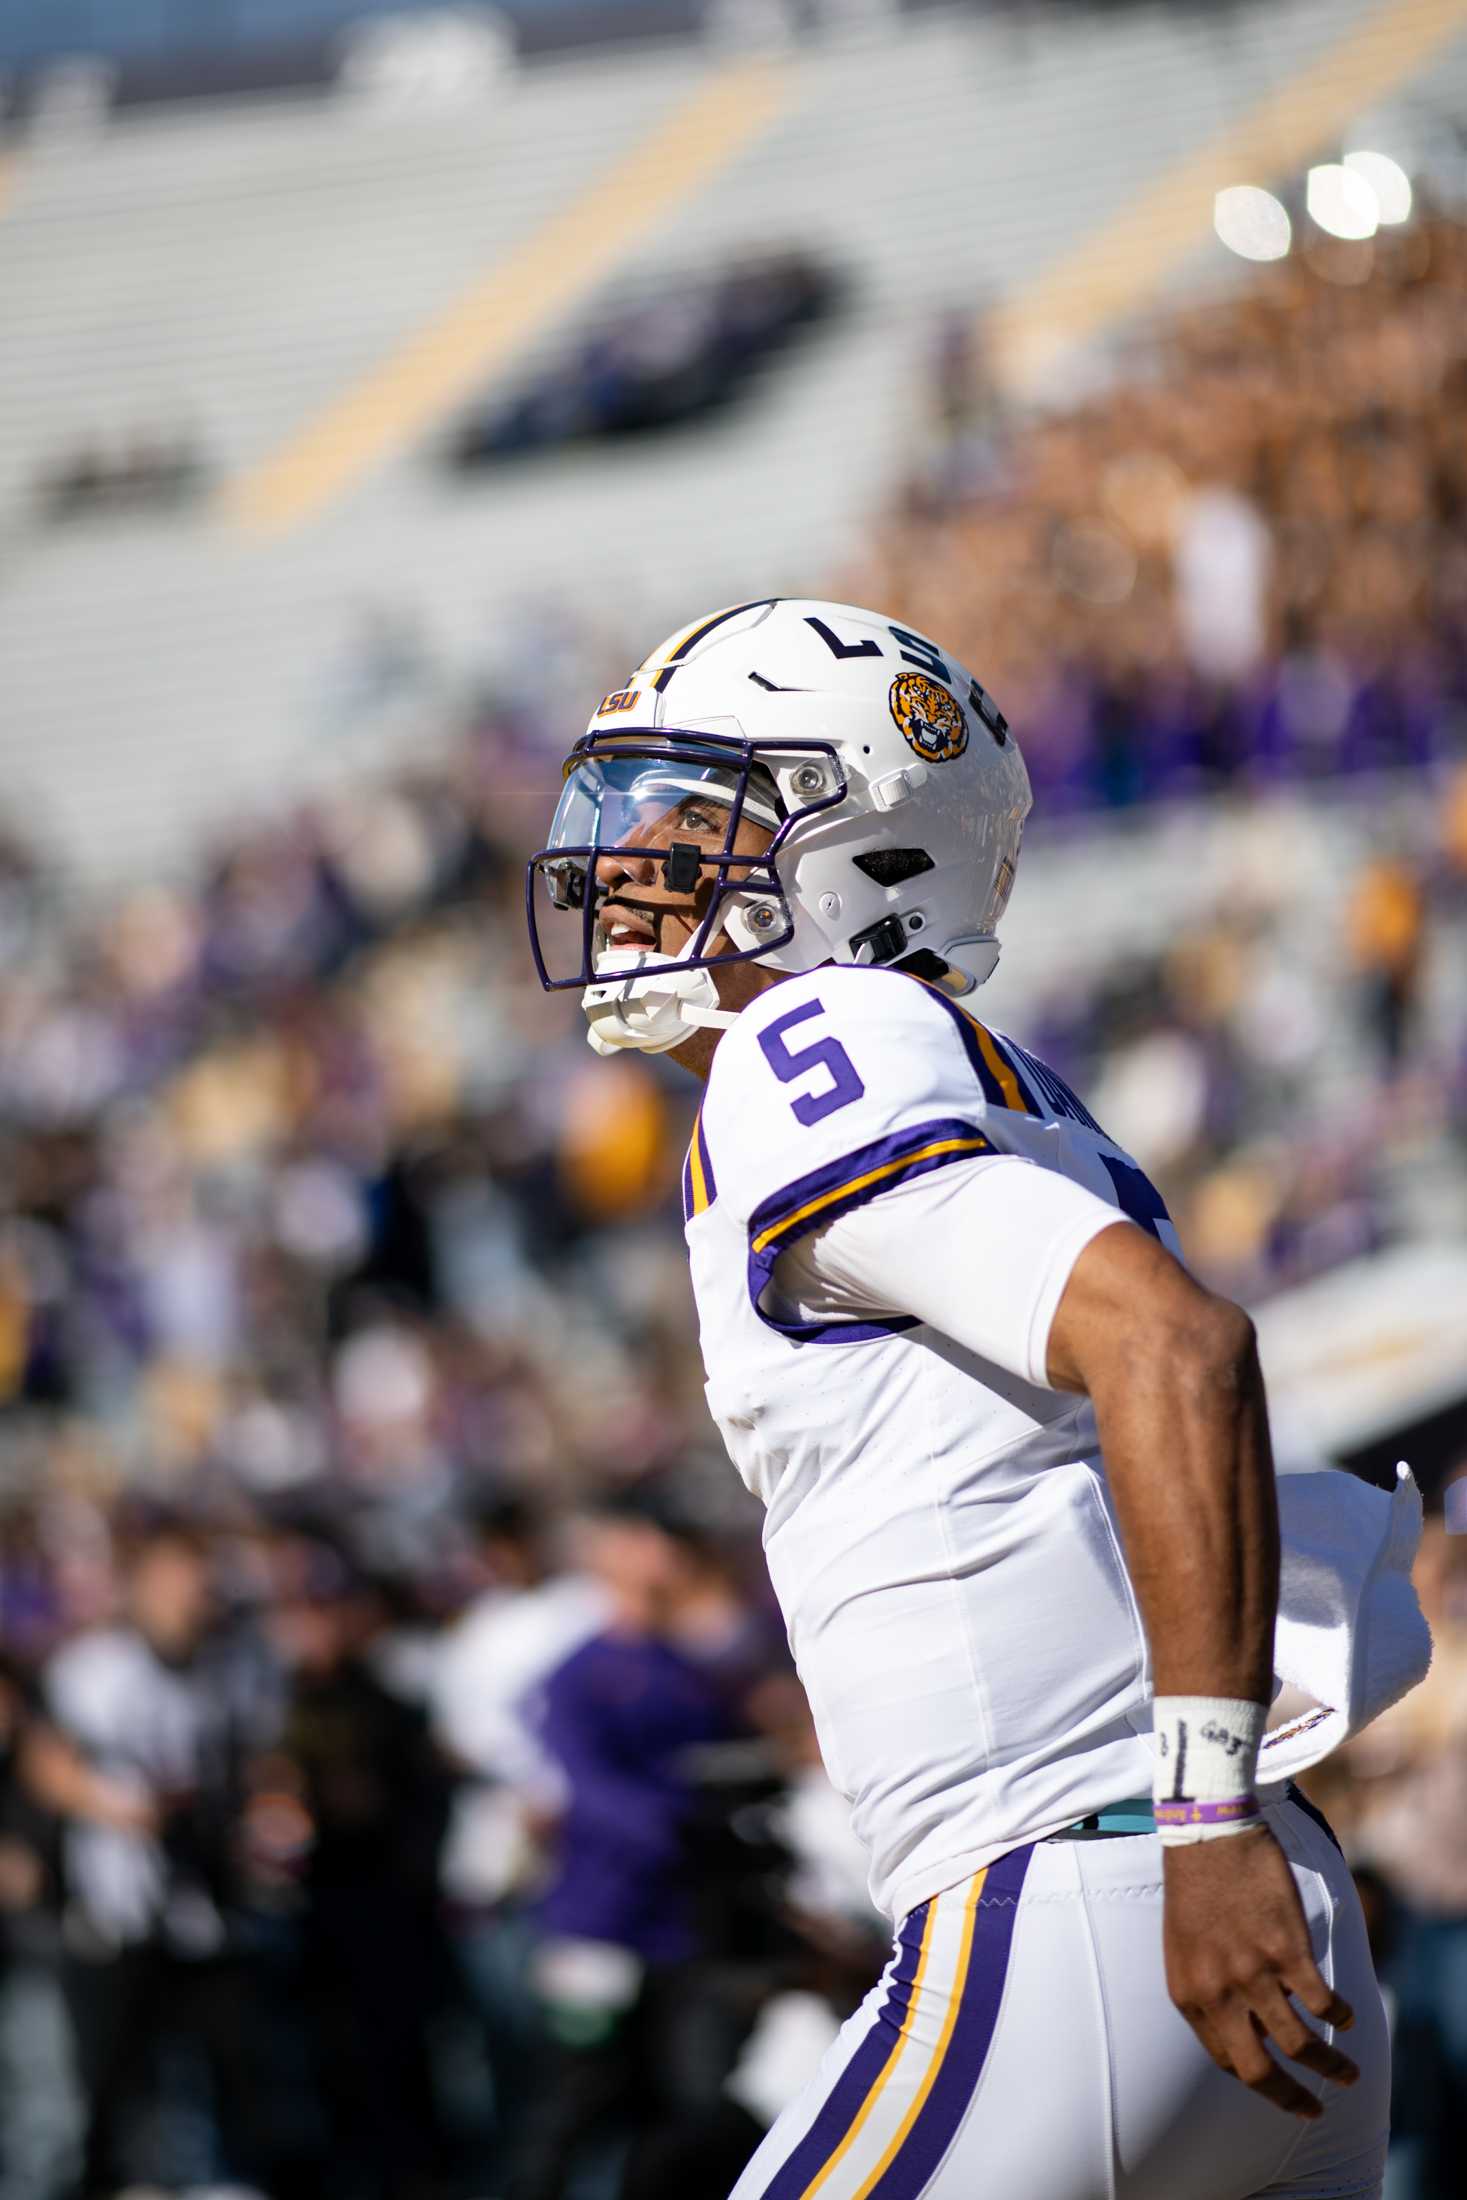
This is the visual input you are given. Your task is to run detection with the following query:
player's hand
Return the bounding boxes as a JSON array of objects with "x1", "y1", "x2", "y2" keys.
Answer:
[{"x1": 1162, "y1": 1825, "x2": 1357, "y2": 2120}]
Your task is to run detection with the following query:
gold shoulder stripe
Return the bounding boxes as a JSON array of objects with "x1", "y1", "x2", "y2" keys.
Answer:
[
  {"x1": 687, "y1": 1113, "x2": 712, "y2": 1216},
  {"x1": 750, "y1": 1136, "x2": 989, "y2": 1254},
  {"x1": 969, "y1": 1020, "x2": 1040, "y2": 1119}
]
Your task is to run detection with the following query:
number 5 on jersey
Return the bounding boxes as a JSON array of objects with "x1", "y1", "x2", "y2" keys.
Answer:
[{"x1": 758, "y1": 999, "x2": 866, "y2": 1126}]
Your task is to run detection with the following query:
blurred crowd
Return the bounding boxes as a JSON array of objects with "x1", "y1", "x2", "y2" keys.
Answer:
[
  {"x1": 1018, "y1": 786, "x2": 1467, "y2": 1309},
  {"x1": 0, "y1": 1466, "x2": 1462, "y2": 2200},
  {"x1": 2, "y1": 204, "x2": 1467, "y2": 2199},
  {"x1": 1304, "y1": 1506, "x2": 1467, "y2": 2200},
  {"x1": 849, "y1": 209, "x2": 1467, "y2": 813},
  {"x1": 1, "y1": 700, "x2": 1463, "y2": 1513},
  {"x1": 0, "y1": 724, "x2": 859, "y2": 2192},
  {"x1": 0, "y1": 1488, "x2": 886, "y2": 2200},
  {"x1": 449, "y1": 251, "x2": 844, "y2": 467}
]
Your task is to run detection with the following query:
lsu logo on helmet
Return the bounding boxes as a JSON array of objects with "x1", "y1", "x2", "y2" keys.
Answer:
[{"x1": 889, "y1": 672, "x2": 968, "y2": 763}]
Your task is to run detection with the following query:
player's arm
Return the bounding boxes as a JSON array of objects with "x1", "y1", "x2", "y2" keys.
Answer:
[
  {"x1": 1046, "y1": 1224, "x2": 1276, "y2": 1705},
  {"x1": 783, "y1": 1155, "x2": 1358, "y2": 2121},
  {"x1": 1046, "y1": 1224, "x2": 1357, "y2": 2122}
]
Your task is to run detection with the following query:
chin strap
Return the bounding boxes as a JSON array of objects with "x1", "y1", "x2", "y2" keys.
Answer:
[{"x1": 582, "y1": 952, "x2": 741, "y2": 1055}]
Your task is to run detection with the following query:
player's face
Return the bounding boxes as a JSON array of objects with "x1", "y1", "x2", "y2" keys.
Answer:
[
  {"x1": 532, "y1": 751, "x2": 780, "y2": 984},
  {"x1": 594, "y1": 786, "x2": 774, "y2": 962}
]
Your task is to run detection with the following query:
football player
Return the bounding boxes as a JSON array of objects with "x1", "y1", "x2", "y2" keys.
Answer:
[{"x1": 527, "y1": 599, "x2": 1391, "y2": 2198}]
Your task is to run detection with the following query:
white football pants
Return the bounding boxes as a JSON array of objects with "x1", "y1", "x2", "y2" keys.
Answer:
[{"x1": 729, "y1": 1797, "x2": 1388, "y2": 2200}]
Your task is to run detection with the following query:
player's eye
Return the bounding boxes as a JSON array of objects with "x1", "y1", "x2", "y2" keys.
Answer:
[{"x1": 676, "y1": 802, "x2": 721, "y2": 835}]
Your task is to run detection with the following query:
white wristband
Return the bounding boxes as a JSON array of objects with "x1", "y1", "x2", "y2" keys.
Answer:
[{"x1": 1151, "y1": 1696, "x2": 1266, "y2": 1846}]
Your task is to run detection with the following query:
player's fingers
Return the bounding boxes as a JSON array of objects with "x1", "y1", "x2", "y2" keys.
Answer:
[
  {"x1": 1284, "y1": 2031, "x2": 1359, "y2": 2090},
  {"x1": 1285, "y1": 1962, "x2": 1354, "y2": 2032},
  {"x1": 1211, "y1": 2005, "x2": 1321, "y2": 2121},
  {"x1": 1181, "y1": 2006, "x2": 1236, "y2": 2081},
  {"x1": 1248, "y1": 2062, "x2": 1323, "y2": 2121},
  {"x1": 1248, "y1": 1982, "x2": 1359, "y2": 2089}
]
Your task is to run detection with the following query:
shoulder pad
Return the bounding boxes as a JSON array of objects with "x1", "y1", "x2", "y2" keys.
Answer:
[{"x1": 699, "y1": 967, "x2": 1005, "y2": 1233}]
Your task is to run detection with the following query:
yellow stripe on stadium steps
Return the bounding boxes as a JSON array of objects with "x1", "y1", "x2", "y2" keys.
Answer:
[
  {"x1": 224, "y1": 59, "x2": 793, "y2": 536},
  {"x1": 987, "y1": 0, "x2": 1467, "y2": 392}
]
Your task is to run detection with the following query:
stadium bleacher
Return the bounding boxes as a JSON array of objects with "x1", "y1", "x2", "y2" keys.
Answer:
[{"x1": 5, "y1": 0, "x2": 1463, "y2": 877}]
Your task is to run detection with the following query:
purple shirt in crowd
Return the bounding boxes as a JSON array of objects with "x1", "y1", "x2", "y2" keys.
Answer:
[{"x1": 535, "y1": 1629, "x2": 736, "y2": 1966}]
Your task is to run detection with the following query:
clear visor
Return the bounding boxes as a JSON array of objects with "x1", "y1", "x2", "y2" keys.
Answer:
[
  {"x1": 550, "y1": 752, "x2": 779, "y2": 852},
  {"x1": 530, "y1": 750, "x2": 783, "y2": 985}
]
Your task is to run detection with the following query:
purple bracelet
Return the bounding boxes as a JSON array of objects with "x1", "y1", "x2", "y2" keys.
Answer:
[{"x1": 1155, "y1": 1797, "x2": 1262, "y2": 1829}]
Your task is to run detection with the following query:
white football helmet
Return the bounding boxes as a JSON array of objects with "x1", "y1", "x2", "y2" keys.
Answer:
[{"x1": 526, "y1": 597, "x2": 1031, "y2": 1054}]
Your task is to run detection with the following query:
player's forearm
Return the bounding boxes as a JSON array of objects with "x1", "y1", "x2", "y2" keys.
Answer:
[
  {"x1": 1088, "y1": 1300, "x2": 1278, "y2": 1704},
  {"x1": 1047, "y1": 1225, "x2": 1278, "y2": 1706}
]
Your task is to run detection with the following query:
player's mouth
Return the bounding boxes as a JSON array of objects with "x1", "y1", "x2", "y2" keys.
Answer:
[
  {"x1": 606, "y1": 924, "x2": 653, "y2": 948},
  {"x1": 600, "y1": 899, "x2": 661, "y2": 948}
]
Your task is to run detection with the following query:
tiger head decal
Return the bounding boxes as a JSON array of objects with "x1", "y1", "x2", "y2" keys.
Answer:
[{"x1": 888, "y1": 672, "x2": 968, "y2": 763}]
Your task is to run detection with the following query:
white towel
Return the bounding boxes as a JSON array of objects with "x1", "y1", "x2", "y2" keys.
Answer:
[{"x1": 1258, "y1": 1462, "x2": 1432, "y2": 1788}]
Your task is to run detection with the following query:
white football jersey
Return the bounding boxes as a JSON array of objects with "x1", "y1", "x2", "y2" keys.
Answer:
[{"x1": 686, "y1": 964, "x2": 1181, "y2": 1922}]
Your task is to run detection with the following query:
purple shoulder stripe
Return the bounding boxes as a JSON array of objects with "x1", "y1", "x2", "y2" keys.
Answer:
[{"x1": 746, "y1": 1115, "x2": 991, "y2": 1346}]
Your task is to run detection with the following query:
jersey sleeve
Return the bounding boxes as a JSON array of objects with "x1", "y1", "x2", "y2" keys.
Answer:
[
  {"x1": 701, "y1": 966, "x2": 1127, "y2": 1366},
  {"x1": 700, "y1": 968, "x2": 1001, "y2": 1326},
  {"x1": 779, "y1": 1154, "x2": 1125, "y2": 1386}
]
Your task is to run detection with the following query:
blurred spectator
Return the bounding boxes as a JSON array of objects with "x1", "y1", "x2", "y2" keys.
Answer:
[
  {"x1": 0, "y1": 1650, "x2": 77, "y2": 2200},
  {"x1": 267, "y1": 1545, "x2": 454, "y2": 2200},
  {"x1": 679, "y1": 1675, "x2": 887, "y2": 2200},
  {"x1": 0, "y1": 1657, "x2": 48, "y2": 1930},
  {"x1": 433, "y1": 1497, "x2": 607, "y2": 2175},
  {"x1": 41, "y1": 1519, "x2": 277, "y2": 2199},
  {"x1": 1348, "y1": 851, "x2": 1426, "y2": 1070},
  {"x1": 1312, "y1": 1515, "x2": 1467, "y2": 2199},
  {"x1": 504, "y1": 1490, "x2": 757, "y2": 2200},
  {"x1": 434, "y1": 1497, "x2": 606, "y2": 1895},
  {"x1": 1174, "y1": 485, "x2": 1271, "y2": 685}
]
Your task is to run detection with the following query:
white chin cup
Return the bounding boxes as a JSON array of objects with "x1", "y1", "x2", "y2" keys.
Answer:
[
  {"x1": 582, "y1": 949, "x2": 739, "y2": 1056},
  {"x1": 942, "y1": 936, "x2": 999, "y2": 989}
]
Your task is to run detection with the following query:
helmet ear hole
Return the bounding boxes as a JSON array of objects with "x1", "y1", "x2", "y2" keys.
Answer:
[{"x1": 851, "y1": 849, "x2": 934, "y2": 888}]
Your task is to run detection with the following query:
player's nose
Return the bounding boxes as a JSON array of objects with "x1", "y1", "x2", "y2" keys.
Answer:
[{"x1": 595, "y1": 845, "x2": 655, "y2": 890}]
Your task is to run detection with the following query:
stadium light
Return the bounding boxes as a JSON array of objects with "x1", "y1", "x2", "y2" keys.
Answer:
[
  {"x1": 1306, "y1": 164, "x2": 1379, "y2": 241},
  {"x1": 1213, "y1": 185, "x2": 1292, "y2": 262},
  {"x1": 336, "y1": 9, "x2": 515, "y2": 107},
  {"x1": 1344, "y1": 150, "x2": 1413, "y2": 225}
]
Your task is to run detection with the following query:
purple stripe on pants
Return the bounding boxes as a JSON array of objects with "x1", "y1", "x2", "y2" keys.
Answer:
[
  {"x1": 865, "y1": 1844, "x2": 1034, "y2": 2199},
  {"x1": 756, "y1": 1899, "x2": 933, "y2": 2200}
]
